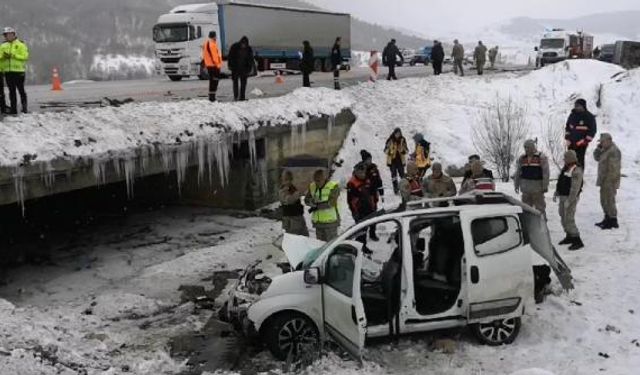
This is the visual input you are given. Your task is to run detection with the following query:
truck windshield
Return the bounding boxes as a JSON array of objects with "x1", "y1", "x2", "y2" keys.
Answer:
[
  {"x1": 541, "y1": 39, "x2": 565, "y2": 49},
  {"x1": 153, "y1": 24, "x2": 189, "y2": 43}
]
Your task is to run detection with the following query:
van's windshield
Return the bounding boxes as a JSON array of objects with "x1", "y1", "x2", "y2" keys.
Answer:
[
  {"x1": 153, "y1": 24, "x2": 191, "y2": 43},
  {"x1": 540, "y1": 39, "x2": 565, "y2": 49}
]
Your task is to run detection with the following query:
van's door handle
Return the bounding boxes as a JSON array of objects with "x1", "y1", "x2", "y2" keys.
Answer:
[
  {"x1": 351, "y1": 305, "x2": 357, "y2": 324},
  {"x1": 470, "y1": 266, "x2": 479, "y2": 284}
]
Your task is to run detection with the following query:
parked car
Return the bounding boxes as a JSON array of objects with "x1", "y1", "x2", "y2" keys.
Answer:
[
  {"x1": 400, "y1": 48, "x2": 416, "y2": 65},
  {"x1": 410, "y1": 46, "x2": 433, "y2": 66},
  {"x1": 220, "y1": 192, "x2": 573, "y2": 361}
]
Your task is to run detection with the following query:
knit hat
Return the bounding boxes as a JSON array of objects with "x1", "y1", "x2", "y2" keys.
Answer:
[
  {"x1": 524, "y1": 139, "x2": 537, "y2": 150},
  {"x1": 575, "y1": 99, "x2": 587, "y2": 109},
  {"x1": 354, "y1": 162, "x2": 367, "y2": 172},
  {"x1": 432, "y1": 162, "x2": 443, "y2": 172},
  {"x1": 413, "y1": 133, "x2": 424, "y2": 142},
  {"x1": 360, "y1": 149, "x2": 372, "y2": 162},
  {"x1": 564, "y1": 150, "x2": 578, "y2": 164},
  {"x1": 600, "y1": 133, "x2": 612, "y2": 141}
]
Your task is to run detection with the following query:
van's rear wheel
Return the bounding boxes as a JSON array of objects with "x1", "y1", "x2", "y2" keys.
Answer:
[
  {"x1": 263, "y1": 312, "x2": 319, "y2": 361},
  {"x1": 472, "y1": 317, "x2": 521, "y2": 346}
]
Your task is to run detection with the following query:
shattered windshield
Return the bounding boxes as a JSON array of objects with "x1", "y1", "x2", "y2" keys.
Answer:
[
  {"x1": 300, "y1": 245, "x2": 325, "y2": 269},
  {"x1": 153, "y1": 24, "x2": 189, "y2": 43},
  {"x1": 540, "y1": 39, "x2": 565, "y2": 49}
]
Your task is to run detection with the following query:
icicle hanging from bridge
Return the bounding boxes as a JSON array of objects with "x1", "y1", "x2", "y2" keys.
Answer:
[{"x1": 13, "y1": 167, "x2": 26, "y2": 217}]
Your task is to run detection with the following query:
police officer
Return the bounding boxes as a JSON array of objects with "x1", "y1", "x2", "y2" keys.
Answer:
[
  {"x1": 593, "y1": 133, "x2": 622, "y2": 230},
  {"x1": 304, "y1": 169, "x2": 341, "y2": 241},
  {"x1": 554, "y1": 150, "x2": 584, "y2": 251},
  {"x1": 514, "y1": 140, "x2": 550, "y2": 216},
  {"x1": 565, "y1": 99, "x2": 597, "y2": 168},
  {"x1": 0, "y1": 27, "x2": 29, "y2": 114}
]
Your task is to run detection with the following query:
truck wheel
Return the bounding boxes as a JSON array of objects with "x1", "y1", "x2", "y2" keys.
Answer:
[
  {"x1": 409, "y1": 60, "x2": 416, "y2": 66},
  {"x1": 263, "y1": 312, "x2": 319, "y2": 361},
  {"x1": 169, "y1": 75, "x2": 183, "y2": 82},
  {"x1": 322, "y1": 58, "x2": 332, "y2": 72},
  {"x1": 471, "y1": 317, "x2": 521, "y2": 346}
]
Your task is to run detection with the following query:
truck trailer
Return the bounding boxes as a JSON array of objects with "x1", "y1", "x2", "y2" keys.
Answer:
[
  {"x1": 613, "y1": 40, "x2": 640, "y2": 69},
  {"x1": 153, "y1": 1, "x2": 351, "y2": 81}
]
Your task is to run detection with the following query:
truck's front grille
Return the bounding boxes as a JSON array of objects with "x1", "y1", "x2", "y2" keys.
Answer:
[
  {"x1": 543, "y1": 52, "x2": 558, "y2": 58},
  {"x1": 160, "y1": 57, "x2": 181, "y2": 64}
]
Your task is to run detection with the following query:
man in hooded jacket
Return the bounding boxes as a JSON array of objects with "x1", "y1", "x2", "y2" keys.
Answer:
[{"x1": 228, "y1": 36, "x2": 254, "y2": 101}]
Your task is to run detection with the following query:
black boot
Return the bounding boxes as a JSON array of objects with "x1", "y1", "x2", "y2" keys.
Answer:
[
  {"x1": 595, "y1": 216, "x2": 609, "y2": 228},
  {"x1": 209, "y1": 94, "x2": 216, "y2": 102},
  {"x1": 568, "y1": 237, "x2": 584, "y2": 251},
  {"x1": 392, "y1": 180, "x2": 399, "y2": 195},
  {"x1": 558, "y1": 236, "x2": 573, "y2": 245},
  {"x1": 601, "y1": 217, "x2": 619, "y2": 230}
]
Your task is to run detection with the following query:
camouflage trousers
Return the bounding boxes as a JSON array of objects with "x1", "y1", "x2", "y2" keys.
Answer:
[
  {"x1": 522, "y1": 192, "x2": 546, "y2": 217},
  {"x1": 600, "y1": 185, "x2": 618, "y2": 218},
  {"x1": 559, "y1": 196, "x2": 580, "y2": 237}
]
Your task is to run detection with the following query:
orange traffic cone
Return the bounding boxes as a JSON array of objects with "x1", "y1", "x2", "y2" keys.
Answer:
[
  {"x1": 51, "y1": 68, "x2": 63, "y2": 91},
  {"x1": 275, "y1": 70, "x2": 285, "y2": 85}
]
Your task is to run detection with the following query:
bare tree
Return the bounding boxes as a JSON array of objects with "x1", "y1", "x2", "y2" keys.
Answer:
[
  {"x1": 541, "y1": 114, "x2": 566, "y2": 171},
  {"x1": 472, "y1": 95, "x2": 529, "y2": 182}
]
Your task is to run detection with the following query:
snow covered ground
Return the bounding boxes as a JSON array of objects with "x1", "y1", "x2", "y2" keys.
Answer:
[
  {"x1": 1, "y1": 61, "x2": 640, "y2": 374},
  {"x1": 90, "y1": 54, "x2": 156, "y2": 81}
]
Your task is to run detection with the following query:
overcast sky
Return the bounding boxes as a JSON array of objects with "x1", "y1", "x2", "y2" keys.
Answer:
[{"x1": 310, "y1": 0, "x2": 640, "y2": 36}]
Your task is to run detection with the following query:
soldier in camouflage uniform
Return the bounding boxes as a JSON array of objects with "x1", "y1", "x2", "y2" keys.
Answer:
[
  {"x1": 555, "y1": 150, "x2": 584, "y2": 251},
  {"x1": 593, "y1": 133, "x2": 622, "y2": 230}
]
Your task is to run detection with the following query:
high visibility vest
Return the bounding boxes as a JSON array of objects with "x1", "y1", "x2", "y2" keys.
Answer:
[
  {"x1": 309, "y1": 181, "x2": 339, "y2": 224},
  {"x1": 519, "y1": 153, "x2": 543, "y2": 180},
  {"x1": 0, "y1": 40, "x2": 29, "y2": 73},
  {"x1": 415, "y1": 144, "x2": 431, "y2": 169},
  {"x1": 202, "y1": 39, "x2": 222, "y2": 69}
]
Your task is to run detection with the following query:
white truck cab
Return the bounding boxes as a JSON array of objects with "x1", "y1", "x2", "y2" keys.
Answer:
[
  {"x1": 221, "y1": 192, "x2": 573, "y2": 361},
  {"x1": 153, "y1": 3, "x2": 219, "y2": 81},
  {"x1": 535, "y1": 29, "x2": 571, "y2": 67}
]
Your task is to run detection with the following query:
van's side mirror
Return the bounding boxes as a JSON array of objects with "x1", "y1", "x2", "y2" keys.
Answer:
[
  {"x1": 534, "y1": 46, "x2": 539, "y2": 52},
  {"x1": 304, "y1": 267, "x2": 322, "y2": 285}
]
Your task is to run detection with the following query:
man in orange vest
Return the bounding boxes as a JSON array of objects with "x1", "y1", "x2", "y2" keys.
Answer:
[{"x1": 202, "y1": 31, "x2": 222, "y2": 102}]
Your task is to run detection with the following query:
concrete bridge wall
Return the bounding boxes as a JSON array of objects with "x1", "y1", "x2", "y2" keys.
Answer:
[{"x1": 0, "y1": 110, "x2": 355, "y2": 213}]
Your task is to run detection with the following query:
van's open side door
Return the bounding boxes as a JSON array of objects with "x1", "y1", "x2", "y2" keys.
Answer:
[{"x1": 322, "y1": 241, "x2": 366, "y2": 362}]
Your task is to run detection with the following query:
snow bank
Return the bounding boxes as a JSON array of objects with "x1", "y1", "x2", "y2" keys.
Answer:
[
  {"x1": 93, "y1": 293, "x2": 172, "y2": 320},
  {"x1": 333, "y1": 60, "x2": 628, "y2": 185},
  {"x1": 90, "y1": 54, "x2": 155, "y2": 81},
  {"x1": 0, "y1": 88, "x2": 351, "y2": 168}
]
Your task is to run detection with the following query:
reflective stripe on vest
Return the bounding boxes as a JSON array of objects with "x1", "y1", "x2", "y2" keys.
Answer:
[{"x1": 310, "y1": 181, "x2": 339, "y2": 224}]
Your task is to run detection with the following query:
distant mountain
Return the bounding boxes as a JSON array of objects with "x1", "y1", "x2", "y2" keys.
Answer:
[
  {"x1": 1, "y1": 0, "x2": 428, "y2": 84},
  {"x1": 501, "y1": 11, "x2": 640, "y2": 40}
]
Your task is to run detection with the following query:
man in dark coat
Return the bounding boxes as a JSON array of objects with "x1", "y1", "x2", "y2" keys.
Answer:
[
  {"x1": 227, "y1": 36, "x2": 254, "y2": 101},
  {"x1": 331, "y1": 37, "x2": 342, "y2": 90},
  {"x1": 382, "y1": 39, "x2": 403, "y2": 80},
  {"x1": 431, "y1": 40, "x2": 445, "y2": 76},
  {"x1": 301, "y1": 40, "x2": 314, "y2": 87},
  {"x1": 565, "y1": 98, "x2": 597, "y2": 168}
]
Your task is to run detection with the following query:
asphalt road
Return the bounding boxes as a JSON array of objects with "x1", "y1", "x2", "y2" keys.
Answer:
[{"x1": 25, "y1": 63, "x2": 533, "y2": 113}]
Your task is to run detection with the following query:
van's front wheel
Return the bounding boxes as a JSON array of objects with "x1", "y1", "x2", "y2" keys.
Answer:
[
  {"x1": 471, "y1": 317, "x2": 521, "y2": 346},
  {"x1": 263, "y1": 312, "x2": 320, "y2": 361}
]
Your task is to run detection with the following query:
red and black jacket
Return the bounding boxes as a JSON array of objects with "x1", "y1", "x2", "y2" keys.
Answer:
[
  {"x1": 565, "y1": 110, "x2": 597, "y2": 148},
  {"x1": 347, "y1": 176, "x2": 376, "y2": 221}
]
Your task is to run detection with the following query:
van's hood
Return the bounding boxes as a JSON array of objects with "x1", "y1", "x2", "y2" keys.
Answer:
[{"x1": 280, "y1": 234, "x2": 326, "y2": 268}]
